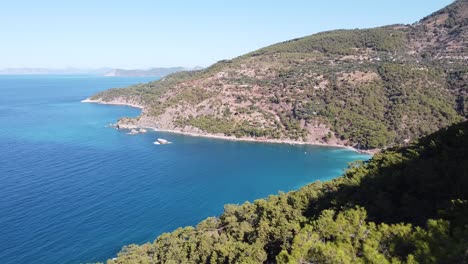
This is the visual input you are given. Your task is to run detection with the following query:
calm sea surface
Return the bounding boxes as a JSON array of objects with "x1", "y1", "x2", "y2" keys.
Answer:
[{"x1": 0, "y1": 75, "x2": 370, "y2": 263}]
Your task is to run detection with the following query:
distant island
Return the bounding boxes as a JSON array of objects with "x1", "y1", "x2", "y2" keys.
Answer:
[
  {"x1": 0, "y1": 66, "x2": 202, "y2": 77},
  {"x1": 0, "y1": 67, "x2": 113, "y2": 75},
  {"x1": 102, "y1": 67, "x2": 203, "y2": 77}
]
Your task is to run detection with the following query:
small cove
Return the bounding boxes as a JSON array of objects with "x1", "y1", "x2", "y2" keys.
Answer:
[{"x1": 0, "y1": 75, "x2": 370, "y2": 263}]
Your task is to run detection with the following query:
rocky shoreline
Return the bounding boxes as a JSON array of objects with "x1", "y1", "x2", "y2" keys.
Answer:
[{"x1": 82, "y1": 97, "x2": 378, "y2": 155}]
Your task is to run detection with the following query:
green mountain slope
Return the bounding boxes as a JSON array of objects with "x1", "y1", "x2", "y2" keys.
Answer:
[
  {"x1": 107, "y1": 120, "x2": 468, "y2": 263},
  {"x1": 88, "y1": 0, "x2": 467, "y2": 150}
]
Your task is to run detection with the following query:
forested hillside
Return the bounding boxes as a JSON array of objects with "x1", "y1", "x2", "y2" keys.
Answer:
[
  {"x1": 88, "y1": 2, "x2": 468, "y2": 263},
  {"x1": 107, "y1": 121, "x2": 468, "y2": 263},
  {"x1": 89, "y1": 0, "x2": 467, "y2": 150}
]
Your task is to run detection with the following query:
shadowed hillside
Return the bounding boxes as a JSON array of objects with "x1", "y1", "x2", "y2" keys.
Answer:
[{"x1": 106, "y1": 121, "x2": 468, "y2": 263}]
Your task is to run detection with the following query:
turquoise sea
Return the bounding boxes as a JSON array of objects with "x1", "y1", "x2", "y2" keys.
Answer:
[{"x1": 0, "y1": 75, "x2": 370, "y2": 263}]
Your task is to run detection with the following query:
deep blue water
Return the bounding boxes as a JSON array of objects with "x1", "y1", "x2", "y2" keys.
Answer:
[{"x1": 0, "y1": 75, "x2": 370, "y2": 264}]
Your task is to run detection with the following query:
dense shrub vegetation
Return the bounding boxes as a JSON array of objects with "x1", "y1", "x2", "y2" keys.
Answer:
[
  {"x1": 176, "y1": 115, "x2": 281, "y2": 139},
  {"x1": 251, "y1": 28, "x2": 407, "y2": 56},
  {"x1": 107, "y1": 121, "x2": 468, "y2": 263},
  {"x1": 90, "y1": 70, "x2": 200, "y2": 105}
]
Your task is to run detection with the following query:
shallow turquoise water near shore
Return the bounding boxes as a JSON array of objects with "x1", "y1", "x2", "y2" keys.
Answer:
[{"x1": 0, "y1": 75, "x2": 370, "y2": 263}]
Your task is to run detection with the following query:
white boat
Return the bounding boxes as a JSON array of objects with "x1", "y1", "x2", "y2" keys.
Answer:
[
  {"x1": 154, "y1": 138, "x2": 171, "y2": 145},
  {"x1": 157, "y1": 138, "x2": 169, "y2": 144}
]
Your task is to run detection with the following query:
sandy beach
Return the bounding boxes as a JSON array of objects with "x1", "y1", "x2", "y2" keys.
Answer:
[{"x1": 81, "y1": 98, "x2": 144, "y2": 109}]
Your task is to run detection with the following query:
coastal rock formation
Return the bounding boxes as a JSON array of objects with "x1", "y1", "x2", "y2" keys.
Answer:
[
  {"x1": 127, "y1": 129, "x2": 139, "y2": 135},
  {"x1": 125, "y1": 128, "x2": 148, "y2": 135},
  {"x1": 111, "y1": 118, "x2": 150, "y2": 135}
]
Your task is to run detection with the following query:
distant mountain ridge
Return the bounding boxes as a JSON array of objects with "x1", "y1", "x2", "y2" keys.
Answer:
[
  {"x1": 88, "y1": 0, "x2": 467, "y2": 150},
  {"x1": 0, "y1": 66, "x2": 200, "y2": 77},
  {"x1": 0, "y1": 67, "x2": 113, "y2": 75},
  {"x1": 103, "y1": 67, "x2": 202, "y2": 77}
]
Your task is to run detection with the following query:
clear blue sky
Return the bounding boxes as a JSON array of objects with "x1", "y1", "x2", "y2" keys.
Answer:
[{"x1": 1, "y1": 0, "x2": 453, "y2": 69}]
